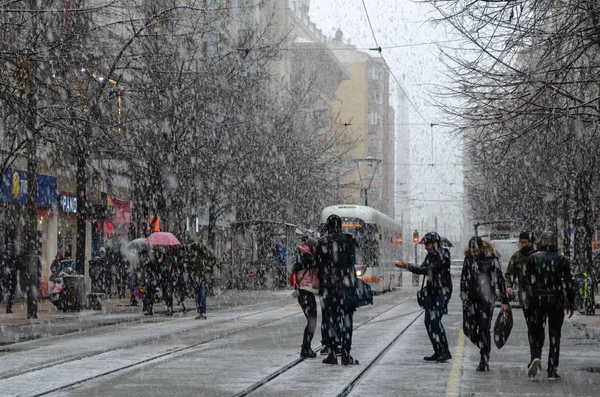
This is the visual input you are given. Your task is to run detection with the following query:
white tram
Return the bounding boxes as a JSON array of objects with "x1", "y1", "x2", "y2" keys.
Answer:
[{"x1": 320, "y1": 205, "x2": 403, "y2": 293}]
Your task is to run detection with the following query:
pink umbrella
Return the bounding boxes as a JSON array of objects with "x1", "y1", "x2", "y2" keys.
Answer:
[{"x1": 145, "y1": 232, "x2": 181, "y2": 246}]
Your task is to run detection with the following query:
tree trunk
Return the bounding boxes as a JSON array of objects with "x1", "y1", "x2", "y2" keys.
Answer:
[
  {"x1": 25, "y1": 140, "x2": 38, "y2": 319},
  {"x1": 76, "y1": 148, "x2": 87, "y2": 282}
]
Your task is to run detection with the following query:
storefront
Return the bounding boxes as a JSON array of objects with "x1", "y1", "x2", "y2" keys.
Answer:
[{"x1": 1, "y1": 168, "x2": 57, "y2": 297}]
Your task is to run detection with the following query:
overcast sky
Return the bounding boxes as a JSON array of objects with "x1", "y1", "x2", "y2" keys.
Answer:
[{"x1": 309, "y1": 0, "x2": 466, "y2": 249}]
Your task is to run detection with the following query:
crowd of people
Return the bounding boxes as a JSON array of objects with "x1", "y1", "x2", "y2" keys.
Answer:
[
  {"x1": 290, "y1": 220, "x2": 576, "y2": 380},
  {"x1": 47, "y1": 242, "x2": 217, "y2": 319},
  {"x1": 396, "y1": 229, "x2": 574, "y2": 380},
  {"x1": 136, "y1": 243, "x2": 217, "y2": 318}
]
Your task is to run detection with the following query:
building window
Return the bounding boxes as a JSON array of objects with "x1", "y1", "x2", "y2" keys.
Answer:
[
  {"x1": 367, "y1": 112, "x2": 382, "y2": 127},
  {"x1": 370, "y1": 90, "x2": 382, "y2": 104},
  {"x1": 369, "y1": 65, "x2": 383, "y2": 80}
]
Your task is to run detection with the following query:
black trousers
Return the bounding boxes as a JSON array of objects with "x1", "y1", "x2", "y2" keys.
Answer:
[
  {"x1": 424, "y1": 293, "x2": 449, "y2": 355},
  {"x1": 528, "y1": 297, "x2": 565, "y2": 371},
  {"x1": 322, "y1": 290, "x2": 354, "y2": 352},
  {"x1": 297, "y1": 289, "x2": 317, "y2": 350},
  {"x1": 522, "y1": 307, "x2": 536, "y2": 360},
  {"x1": 463, "y1": 299, "x2": 494, "y2": 360}
]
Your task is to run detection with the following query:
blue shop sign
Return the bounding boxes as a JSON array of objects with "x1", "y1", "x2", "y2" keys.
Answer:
[{"x1": 0, "y1": 169, "x2": 57, "y2": 207}]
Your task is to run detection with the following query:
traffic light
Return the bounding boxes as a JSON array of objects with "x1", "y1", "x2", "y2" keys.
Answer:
[{"x1": 412, "y1": 230, "x2": 419, "y2": 243}]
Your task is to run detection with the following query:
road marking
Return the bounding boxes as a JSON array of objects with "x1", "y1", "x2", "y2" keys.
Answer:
[{"x1": 445, "y1": 327, "x2": 465, "y2": 397}]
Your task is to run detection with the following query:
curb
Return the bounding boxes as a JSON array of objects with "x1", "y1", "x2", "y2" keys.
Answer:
[{"x1": 571, "y1": 319, "x2": 600, "y2": 342}]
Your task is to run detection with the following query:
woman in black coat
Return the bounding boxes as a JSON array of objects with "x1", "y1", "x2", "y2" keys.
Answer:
[{"x1": 460, "y1": 237, "x2": 510, "y2": 371}]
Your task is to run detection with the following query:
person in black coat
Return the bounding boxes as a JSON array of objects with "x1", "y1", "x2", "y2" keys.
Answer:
[
  {"x1": 396, "y1": 232, "x2": 453, "y2": 363},
  {"x1": 460, "y1": 237, "x2": 510, "y2": 371},
  {"x1": 525, "y1": 231, "x2": 574, "y2": 380},
  {"x1": 316, "y1": 214, "x2": 359, "y2": 365}
]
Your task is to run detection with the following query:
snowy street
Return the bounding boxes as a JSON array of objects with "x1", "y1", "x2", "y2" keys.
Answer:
[{"x1": 1, "y1": 284, "x2": 599, "y2": 397}]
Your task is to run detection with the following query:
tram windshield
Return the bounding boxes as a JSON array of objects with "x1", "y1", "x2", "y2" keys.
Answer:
[{"x1": 340, "y1": 218, "x2": 379, "y2": 268}]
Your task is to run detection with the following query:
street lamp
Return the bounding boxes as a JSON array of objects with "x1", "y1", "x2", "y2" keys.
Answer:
[{"x1": 355, "y1": 157, "x2": 381, "y2": 206}]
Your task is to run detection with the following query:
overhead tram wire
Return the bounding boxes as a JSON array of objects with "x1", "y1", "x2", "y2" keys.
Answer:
[{"x1": 360, "y1": 0, "x2": 430, "y2": 126}]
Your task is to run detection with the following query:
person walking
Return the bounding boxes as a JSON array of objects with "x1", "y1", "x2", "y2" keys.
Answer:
[
  {"x1": 292, "y1": 235, "x2": 318, "y2": 359},
  {"x1": 460, "y1": 237, "x2": 510, "y2": 371},
  {"x1": 3, "y1": 250, "x2": 18, "y2": 314},
  {"x1": 525, "y1": 231, "x2": 574, "y2": 380},
  {"x1": 187, "y1": 243, "x2": 216, "y2": 320},
  {"x1": 316, "y1": 214, "x2": 359, "y2": 365},
  {"x1": 395, "y1": 232, "x2": 452, "y2": 363},
  {"x1": 505, "y1": 231, "x2": 536, "y2": 358}
]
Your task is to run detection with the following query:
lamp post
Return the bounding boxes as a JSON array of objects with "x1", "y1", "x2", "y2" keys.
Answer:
[{"x1": 355, "y1": 157, "x2": 381, "y2": 207}]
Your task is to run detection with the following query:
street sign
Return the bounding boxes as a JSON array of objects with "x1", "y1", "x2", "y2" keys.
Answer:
[{"x1": 248, "y1": 271, "x2": 255, "y2": 279}]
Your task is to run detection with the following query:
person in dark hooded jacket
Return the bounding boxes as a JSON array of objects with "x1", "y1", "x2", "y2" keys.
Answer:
[
  {"x1": 461, "y1": 237, "x2": 510, "y2": 371},
  {"x1": 316, "y1": 214, "x2": 359, "y2": 366},
  {"x1": 524, "y1": 231, "x2": 574, "y2": 381},
  {"x1": 396, "y1": 231, "x2": 452, "y2": 363}
]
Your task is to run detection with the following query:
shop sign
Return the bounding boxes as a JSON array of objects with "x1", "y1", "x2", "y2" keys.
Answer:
[
  {"x1": 60, "y1": 195, "x2": 77, "y2": 213},
  {"x1": 0, "y1": 169, "x2": 57, "y2": 207}
]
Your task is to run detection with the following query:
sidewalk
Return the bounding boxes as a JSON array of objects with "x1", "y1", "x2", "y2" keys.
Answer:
[
  {"x1": 569, "y1": 292, "x2": 600, "y2": 341},
  {"x1": 0, "y1": 289, "x2": 295, "y2": 345}
]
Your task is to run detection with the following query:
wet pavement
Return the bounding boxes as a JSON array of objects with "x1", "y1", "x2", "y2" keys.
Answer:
[{"x1": 1, "y1": 283, "x2": 599, "y2": 396}]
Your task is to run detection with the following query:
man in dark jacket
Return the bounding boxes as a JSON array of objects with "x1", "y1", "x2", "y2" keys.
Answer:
[
  {"x1": 505, "y1": 231, "x2": 536, "y2": 359},
  {"x1": 461, "y1": 236, "x2": 510, "y2": 371},
  {"x1": 525, "y1": 231, "x2": 574, "y2": 380},
  {"x1": 316, "y1": 214, "x2": 359, "y2": 365},
  {"x1": 396, "y1": 231, "x2": 452, "y2": 362}
]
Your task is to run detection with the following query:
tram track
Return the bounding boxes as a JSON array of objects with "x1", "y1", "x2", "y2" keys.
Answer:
[
  {"x1": 235, "y1": 298, "x2": 421, "y2": 397},
  {"x1": 0, "y1": 304, "x2": 296, "y2": 383},
  {"x1": 336, "y1": 310, "x2": 423, "y2": 397}
]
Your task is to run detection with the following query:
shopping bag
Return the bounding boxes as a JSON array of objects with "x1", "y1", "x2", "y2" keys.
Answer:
[{"x1": 493, "y1": 309, "x2": 513, "y2": 349}]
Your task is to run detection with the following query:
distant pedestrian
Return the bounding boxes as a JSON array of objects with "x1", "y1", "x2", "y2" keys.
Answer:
[
  {"x1": 525, "y1": 231, "x2": 574, "y2": 380},
  {"x1": 395, "y1": 232, "x2": 452, "y2": 363},
  {"x1": 316, "y1": 214, "x2": 359, "y2": 365},
  {"x1": 187, "y1": 243, "x2": 216, "y2": 320},
  {"x1": 3, "y1": 250, "x2": 18, "y2": 314},
  {"x1": 505, "y1": 231, "x2": 536, "y2": 357},
  {"x1": 460, "y1": 237, "x2": 510, "y2": 371}
]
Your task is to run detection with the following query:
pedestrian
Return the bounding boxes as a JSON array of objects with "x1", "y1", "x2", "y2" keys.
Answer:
[
  {"x1": 460, "y1": 237, "x2": 510, "y2": 371},
  {"x1": 3, "y1": 249, "x2": 18, "y2": 314},
  {"x1": 505, "y1": 231, "x2": 536, "y2": 356},
  {"x1": 142, "y1": 251, "x2": 157, "y2": 316},
  {"x1": 525, "y1": 231, "x2": 574, "y2": 380},
  {"x1": 292, "y1": 234, "x2": 318, "y2": 359},
  {"x1": 173, "y1": 248, "x2": 188, "y2": 314},
  {"x1": 158, "y1": 249, "x2": 174, "y2": 316},
  {"x1": 395, "y1": 232, "x2": 452, "y2": 363},
  {"x1": 187, "y1": 243, "x2": 216, "y2": 320},
  {"x1": 316, "y1": 214, "x2": 359, "y2": 365},
  {"x1": 50, "y1": 252, "x2": 63, "y2": 282}
]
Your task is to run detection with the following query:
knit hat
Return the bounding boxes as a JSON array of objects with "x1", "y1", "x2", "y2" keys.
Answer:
[{"x1": 519, "y1": 230, "x2": 534, "y2": 242}]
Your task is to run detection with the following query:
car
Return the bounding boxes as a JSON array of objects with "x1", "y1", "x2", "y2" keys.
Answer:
[
  {"x1": 450, "y1": 258, "x2": 464, "y2": 278},
  {"x1": 490, "y1": 239, "x2": 520, "y2": 303}
]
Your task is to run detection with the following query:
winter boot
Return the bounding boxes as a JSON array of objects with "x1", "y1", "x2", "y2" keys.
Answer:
[
  {"x1": 436, "y1": 350, "x2": 452, "y2": 363},
  {"x1": 548, "y1": 369, "x2": 561, "y2": 381},
  {"x1": 423, "y1": 352, "x2": 439, "y2": 361},
  {"x1": 476, "y1": 357, "x2": 489, "y2": 372},
  {"x1": 341, "y1": 350, "x2": 359, "y2": 365},
  {"x1": 300, "y1": 346, "x2": 317, "y2": 359},
  {"x1": 322, "y1": 350, "x2": 338, "y2": 365}
]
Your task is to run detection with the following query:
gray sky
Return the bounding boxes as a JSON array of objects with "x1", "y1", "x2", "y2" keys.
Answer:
[{"x1": 309, "y1": 0, "x2": 465, "y2": 248}]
